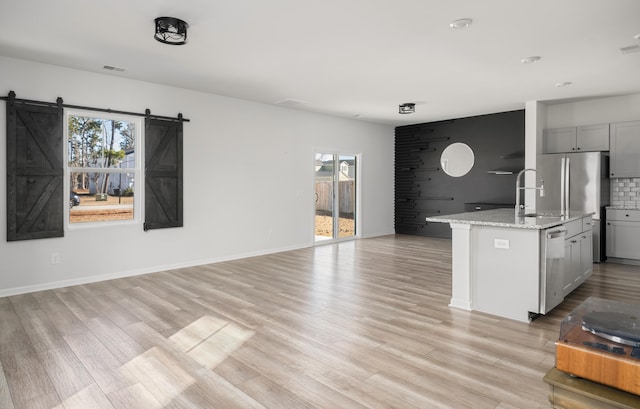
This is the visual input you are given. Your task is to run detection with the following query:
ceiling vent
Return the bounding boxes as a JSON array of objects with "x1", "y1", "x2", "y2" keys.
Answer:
[
  {"x1": 103, "y1": 65, "x2": 126, "y2": 72},
  {"x1": 620, "y1": 44, "x2": 640, "y2": 55},
  {"x1": 276, "y1": 99, "x2": 305, "y2": 107}
]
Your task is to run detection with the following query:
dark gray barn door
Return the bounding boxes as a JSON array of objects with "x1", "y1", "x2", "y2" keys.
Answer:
[
  {"x1": 6, "y1": 94, "x2": 64, "y2": 241},
  {"x1": 144, "y1": 117, "x2": 183, "y2": 231}
]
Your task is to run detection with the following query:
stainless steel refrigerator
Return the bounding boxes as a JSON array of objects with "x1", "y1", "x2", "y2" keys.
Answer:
[{"x1": 536, "y1": 152, "x2": 610, "y2": 262}]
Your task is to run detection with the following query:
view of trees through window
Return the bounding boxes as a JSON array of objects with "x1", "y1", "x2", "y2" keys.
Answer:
[{"x1": 67, "y1": 114, "x2": 138, "y2": 224}]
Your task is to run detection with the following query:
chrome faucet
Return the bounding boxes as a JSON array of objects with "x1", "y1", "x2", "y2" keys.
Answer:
[{"x1": 515, "y1": 168, "x2": 545, "y2": 217}]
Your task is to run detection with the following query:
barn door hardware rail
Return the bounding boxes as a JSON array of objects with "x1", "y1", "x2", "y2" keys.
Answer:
[{"x1": 1, "y1": 91, "x2": 190, "y2": 122}]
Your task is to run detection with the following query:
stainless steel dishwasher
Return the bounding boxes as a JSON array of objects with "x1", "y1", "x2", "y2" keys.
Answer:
[{"x1": 539, "y1": 226, "x2": 567, "y2": 314}]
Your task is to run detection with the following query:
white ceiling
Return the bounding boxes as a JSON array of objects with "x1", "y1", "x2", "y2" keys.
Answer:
[{"x1": 1, "y1": 0, "x2": 640, "y2": 125}]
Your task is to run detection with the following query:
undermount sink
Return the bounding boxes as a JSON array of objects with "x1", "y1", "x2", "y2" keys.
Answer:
[{"x1": 523, "y1": 212, "x2": 561, "y2": 218}]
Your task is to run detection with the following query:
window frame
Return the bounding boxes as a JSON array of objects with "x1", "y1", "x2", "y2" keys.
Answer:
[{"x1": 64, "y1": 109, "x2": 143, "y2": 228}]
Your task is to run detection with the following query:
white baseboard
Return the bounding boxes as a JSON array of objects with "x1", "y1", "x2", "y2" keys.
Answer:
[
  {"x1": 361, "y1": 230, "x2": 395, "y2": 239},
  {"x1": 0, "y1": 242, "x2": 312, "y2": 298}
]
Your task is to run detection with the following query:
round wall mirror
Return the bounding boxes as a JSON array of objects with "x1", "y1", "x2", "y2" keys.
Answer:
[{"x1": 440, "y1": 142, "x2": 475, "y2": 177}]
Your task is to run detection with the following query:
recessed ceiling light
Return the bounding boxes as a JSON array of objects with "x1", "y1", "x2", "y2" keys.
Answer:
[
  {"x1": 520, "y1": 56, "x2": 541, "y2": 64},
  {"x1": 449, "y1": 18, "x2": 473, "y2": 29},
  {"x1": 555, "y1": 81, "x2": 572, "y2": 88},
  {"x1": 634, "y1": 33, "x2": 640, "y2": 40}
]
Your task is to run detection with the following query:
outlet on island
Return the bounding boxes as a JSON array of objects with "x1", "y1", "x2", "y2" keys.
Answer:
[{"x1": 494, "y1": 239, "x2": 510, "y2": 249}]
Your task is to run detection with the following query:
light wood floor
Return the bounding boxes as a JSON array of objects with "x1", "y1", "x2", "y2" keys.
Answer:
[{"x1": 2, "y1": 234, "x2": 640, "y2": 409}]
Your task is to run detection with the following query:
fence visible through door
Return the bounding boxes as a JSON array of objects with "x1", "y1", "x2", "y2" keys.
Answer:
[{"x1": 314, "y1": 153, "x2": 357, "y2": 241}]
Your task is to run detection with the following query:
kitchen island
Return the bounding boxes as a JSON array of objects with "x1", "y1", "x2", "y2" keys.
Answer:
[{"x1": 425, "y1": 208, "x2": 594, "y2": 322}]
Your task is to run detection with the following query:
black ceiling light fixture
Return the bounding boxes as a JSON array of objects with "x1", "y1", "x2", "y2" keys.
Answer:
[
  {"x1": 399, "y1": 103, "x2": 415, "y2": 114},
  {"x1": 154, "y1": 17, "x2": 189, "y2": 45}
]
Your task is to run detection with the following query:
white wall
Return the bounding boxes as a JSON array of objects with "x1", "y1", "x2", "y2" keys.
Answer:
[
  {"x1": 0, "y1": 56, "x2": 395, "y2": 296},
  {"x1": 546, "y1": 93, "x2": 640, "y2": 128}
]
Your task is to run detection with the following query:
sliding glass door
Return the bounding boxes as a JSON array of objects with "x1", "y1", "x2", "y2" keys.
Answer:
[{"x1": 314, "y1": 153, "x2": 357, "y2": 242}]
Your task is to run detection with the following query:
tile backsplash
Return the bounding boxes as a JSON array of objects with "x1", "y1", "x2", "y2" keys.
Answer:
[{"x1": 611, "y1": 178, "x2": 640, "y2": 208}]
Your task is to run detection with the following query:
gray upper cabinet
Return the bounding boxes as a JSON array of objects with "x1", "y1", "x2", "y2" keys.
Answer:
[
  {"x1": 610, "y1": 120, "x2": 640, "y2": 178},
  {"x1": 544, "y1": 127, "x2": 575, "y2": 153},
  {"x1": 543, "y1": 124, "x2": 609, "y2": 153},
  {"x1": 576, "y1": 124, "x2": 610, "y2": 151}
]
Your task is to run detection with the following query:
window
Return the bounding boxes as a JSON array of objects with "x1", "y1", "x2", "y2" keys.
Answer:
[
  {"x1": 6, "y1": 93, "x2": 183, "y2": 238},
  {"x1": 66, "y1": 112, "x2": 141, "y2": 225}
]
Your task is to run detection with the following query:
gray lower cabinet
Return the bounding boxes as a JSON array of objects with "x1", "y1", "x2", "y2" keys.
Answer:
[
  {"x1": 610, "y1": 121, "x2": 640, "y2": 178},
  {"x1": 606, "y1": 209, "x2": 640, "y2": 260},
  {"x1": 563, "y1": 219, "x2": 593, "y2": 296}
]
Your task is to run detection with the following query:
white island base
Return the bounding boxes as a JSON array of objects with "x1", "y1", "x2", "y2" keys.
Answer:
[
  {"x1": 449, "y1": 222, "x2": 541, "y2": 322},
  {"x1": 427, "y1": 209, "x2": 593, "y2": 323}
]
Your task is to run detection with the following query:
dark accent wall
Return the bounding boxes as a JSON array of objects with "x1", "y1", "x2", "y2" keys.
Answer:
[{"x1": 395, "y1": 110, "x2": 525, "y2": 238}]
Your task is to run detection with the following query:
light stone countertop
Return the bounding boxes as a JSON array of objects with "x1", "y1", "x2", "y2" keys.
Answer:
[
  {"x1": 606, "y1": 206, "x2": 640, "y2": 210},
  {"x1": 425, "y1": 208, "x2": 593, "y2": 230}
]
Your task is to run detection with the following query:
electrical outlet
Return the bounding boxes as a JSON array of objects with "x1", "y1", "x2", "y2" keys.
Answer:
[
  {"x1": 494, "y1": 239, "x2": 510, "y2": 249},
  {"x1": 51, "y1": 252, "x2": 60, "y2": 264}
]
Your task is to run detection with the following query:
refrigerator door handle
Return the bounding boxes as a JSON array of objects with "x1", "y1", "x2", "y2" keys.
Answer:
[
  {"x1": 565, "y1": 157, "x2": 570, "y2": 216},
  {"x1": 560, "y1": 157, "x2": 566, "y2": 217}
]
